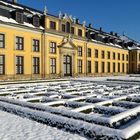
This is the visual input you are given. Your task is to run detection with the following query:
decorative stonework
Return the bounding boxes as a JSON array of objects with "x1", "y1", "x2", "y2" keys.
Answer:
[{"x1": 58, "y1": 35, "x2": 77, "y2": 77}]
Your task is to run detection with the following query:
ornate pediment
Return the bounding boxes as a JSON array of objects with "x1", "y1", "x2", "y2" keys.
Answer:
[
  {"x1": 58, "y1": 35, "x2": 77, "y2": 50},
  {"x1": 62, "y1": 13, "x2": 73, "y2": 22}
]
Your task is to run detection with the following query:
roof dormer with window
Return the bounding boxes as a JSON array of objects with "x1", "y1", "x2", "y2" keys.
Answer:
[{"x1": 33, "y1": 15, "x2": 40, "y2": 27}]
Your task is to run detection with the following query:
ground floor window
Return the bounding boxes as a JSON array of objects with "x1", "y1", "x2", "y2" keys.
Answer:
[
  {"x1": 95, "y1": 61, "x2": 98, "y2": 73},
  {"x1": 50, "y1": 58, "x2": 56, "y2": 74},
  {"x1": 118, "y1": 63, "x2": 120, "y2": 72},
  {"x1": 33, "y1": 57, "x2": 40, "y2": 74},
  {"x1": 78, "y1": 60, "x2": 82, "y2": 73},
  {"x1": 132, "y1": 63, "x2": 135, "y2": 73},
  {"x1": 107, "y1": 62, "x2": 110, "y2": 73},
  {"x1": 0, "y1": 55, "x2": 5, "y2": 75},
  {"x1": 122, "y1": 63, "x2": 125, "y2": 73},
  {"x1": 126, "y1": 63, "x2": 129, "y2": 73},
  {"x1": 101, "y1": 62, "x2": 105, "y2": 73},
  {"x1": 87, "y1": 61, "x2": 91, "y2": 73},
  {"x1": 113, "y1": 62, "x2": 115, "y2": 73},
  {"x1": 16, "y1": 56, "x2": 24, "y2": 74}
]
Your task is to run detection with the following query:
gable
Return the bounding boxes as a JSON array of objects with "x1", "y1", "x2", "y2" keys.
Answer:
[
  {"x1": 62, "y1": 42, "x2": 75, "y2": 49},
  {"x1": 58, "y1": 35, "x2": 77, "y2": 50}
]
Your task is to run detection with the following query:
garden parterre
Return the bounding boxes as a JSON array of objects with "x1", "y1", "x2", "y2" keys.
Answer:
[{"x1": 0, "y1": 80, "x2": 140, "y2": 140}]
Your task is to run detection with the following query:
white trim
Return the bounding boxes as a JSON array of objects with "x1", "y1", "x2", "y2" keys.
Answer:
[
  {"x1": 0, "y1": 23, "x2": 42, "y2": 34},
  {"x1": 45, "y1": 32, "x2": 86, "y2": 43},
  {"x1": 45, "y1": 32, "x2": 63, "y2": 39},
  {"x1": 88, "y1": 41, "x2": 129, "y2": 51}
]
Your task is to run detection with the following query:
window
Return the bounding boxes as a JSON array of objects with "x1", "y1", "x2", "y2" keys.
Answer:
[
  {"x1": 78, "y1": 29, "x2": 82, "y2": 37},
  {"x1": 33, "y1": 39, "x2": 39, "y2": 52},
  {"x1": 107, "y1": 51, "x2": 110, "y2": 59},
  {"x1": 113, "y1": 62, "x2": 116, "y2": 73},
  {"x1": 113, "y1": 52, "x2": 115, "y2": 60},
  {"x1": 101, "y1": 51, "x2": 105, "y2": 59},
  {"x1": 118, "y1": 53, "x2": 120, "y2": 60},
  {"x1": 126, "y1": 63, "x2": 129, "y2": 73},
  {"x1": 101, "y1": 62, "x2": 105, "y2": 73},
  {"x1": 50, "y1": 42, "x2": 56, "y2": 53},
  {"x1": 126, "y1": 55, "x2": 129, "y2": 61},
  {"x1": 95, "y1": 49, "x2": 98, "y2": 58},
  {"x1": 132, "y1": 54, "x2": 134, "y2": 61},
  {"x1": 87, "y1": 61, "x2": 91, "y2": 73},
  {"x1": 78, "y1": 60, "x2": 82, "y2": 73},
  {"x1": 122, "y1": 54, "x2": 125, "y2": 61},
  {"x1": 0, "y1": 34, "x2": 5, "y2": 48},
  {"x1": 66, "y1": 22, "x2": 70, "y2": 33},
  {"x1": 16, "y1": 36, "x2": 24, "y2": 50},
  {"x1": 16, "y1": 12, "x2": 23, "y2": 23},
  {"x1": 107, "y1": 62, "x2": 110, "y2": 73},
  {"x1": 33, "y1": 16, "x2": 40, "y2": 27},
  {"x1": 71, "y1": 27, "x2": 75, "y2": 34},
  {"x1": 132, "y1": 63, "x2": 135, "y2": 73},
  {"x1": 118, "y1": 63, "x2": 120, "y2": 72},
  {"x1": 122, "y1": 63, "x2": 125, "y2": 72},
  {"x1": 16, "y1": 56, "x2": 24, "y2": 74},
  {"x1": 62, "y1": 24, "x2": 65, "y2": 32},
  {"x1": 33, "y1": 57, "x2": 40, "y2": 74},
  {"x1": 95, "y1": 61, "x2": 98, "y2": 73},
  {"x1": 50, "y1": 21, "x2": 56, "y2": 30},
  {"x1": 78, "y1": 47, "x2": 82, "y2": 56},
  {"x1": 87, "y1": 48, "x2": 91, "y2": 57},
  {"x1": 50, "y1": 58, "x2": 56, "y2": 74},
  {"x1": 0, "y1": 55, "x2": 5, "y2": 75}
]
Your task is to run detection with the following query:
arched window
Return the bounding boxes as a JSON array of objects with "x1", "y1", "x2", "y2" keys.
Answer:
[{"x1": 66, "y1": 22, "x2": 70, "y2": 33}]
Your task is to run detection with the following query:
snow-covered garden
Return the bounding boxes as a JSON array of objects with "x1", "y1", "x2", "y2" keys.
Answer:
[{"x1": 0, "y1": 76, "x2": 140, "y2": 140}]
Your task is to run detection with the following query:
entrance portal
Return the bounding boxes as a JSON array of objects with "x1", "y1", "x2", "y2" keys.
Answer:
[{"x1": 63, "y1": 55, "x2": 72, "y2": 76}]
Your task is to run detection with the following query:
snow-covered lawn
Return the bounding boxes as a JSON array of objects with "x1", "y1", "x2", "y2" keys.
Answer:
[
  {"x1": 0, "y1": 76, "x2": 140, "y2": 139},
  {"x1": 0, "y1": 110, "x2": 87, "y2": 140}
]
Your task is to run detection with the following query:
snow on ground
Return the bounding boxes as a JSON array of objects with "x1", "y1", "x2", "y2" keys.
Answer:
[
  {"x1": 0, "y1": 75, "x2": 140, "y2": 139},
  {"x1": 0, "y1": 110, "x2": 87, "y2": 140},
  {"x1": 72, "y1": 75, "x2": 140, "y2": 82}
]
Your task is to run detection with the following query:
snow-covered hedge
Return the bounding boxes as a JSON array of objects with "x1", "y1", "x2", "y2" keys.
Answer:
[
  {"x1": 41, "y1": 97, "x2": 59, "y2": 103},
  {"x1": 112, "y1": 101, "x2": 139, "y2": 109},
  {"x1": 86, "y1": 97, "x2": 107, "y2": 103},
  {"x1": 23, "y1": 94, "x2": 36, "y2": 99},
  {"x1": 0, "y1": 101, "x2": 123, "y2": 140},
  {"x1": 0, "y1": 98, "x2": 109, "y2": 125},
  {"x1": 126, "y1": 96, "x2": 140, "y2": 103},
  {"x1": 93, "y1": 105, "x2": 127, "y2": 116},
  {"x1": 65, "y1": 101, "x2": 89, "y2": 108}
]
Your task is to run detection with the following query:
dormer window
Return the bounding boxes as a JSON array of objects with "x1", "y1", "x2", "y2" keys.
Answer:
[
  {"x1": 66, "y1": 22, "x2": 70, "y2": 33},
  {"x1": 33, "y1": 16, "x2": 40, "y2": 27},
  {"x1": 62, "y1": 24, "x2": 66, "y2": 32},
  {"x1": 71, "y1": 27, "x2": 75, "y2": 34},
  {"x1": 110, "y1": 38, "x2": 115, "y2": 44},
  {"x1": 50, "y1": 21, "x2": 56, "y2": 30},
  {"x1": 78, "y1": 29, "x2": 82, "y2": 37},
  {"x1": 16, "y1": 12, "x2": 23, "y2": 23},
  {"x1": 91, "y1": 33, "x2": 96, "y2": 40}
]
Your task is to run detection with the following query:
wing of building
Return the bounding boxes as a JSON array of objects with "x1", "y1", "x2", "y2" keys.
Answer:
[{"x1": 0, "y1": 0, "x2": 140, "y2": 80}]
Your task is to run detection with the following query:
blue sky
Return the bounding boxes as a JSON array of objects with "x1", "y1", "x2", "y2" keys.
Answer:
[{"x1": 17, "y1": 0, "x2": 140, "y2": 42}]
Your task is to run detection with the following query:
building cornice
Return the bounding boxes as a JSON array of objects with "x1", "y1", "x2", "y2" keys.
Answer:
[{"x1": 0, "y1": 21, "x2": 43, "y2": 34}]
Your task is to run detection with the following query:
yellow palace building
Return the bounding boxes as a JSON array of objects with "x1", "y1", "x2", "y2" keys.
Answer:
[{"x1": 0, "y1": 0, "x2": 140, "y2": 80}]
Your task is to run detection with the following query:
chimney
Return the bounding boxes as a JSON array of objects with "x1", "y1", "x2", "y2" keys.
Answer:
[
  {"x1": 76, "y1": 18, "x2": 79, "y2": 24},
  {"x1": 89, "y1": 23, "x2": 92, "y2": 28},
  {"x1": 110, "y1": 31, "x2": 114, "y2": 35},
  {"x1": 115, "y1": 33, "x2": 118, "y2": 37},
  {"x1": 100, "y1": 27, "x2": 103, "y2": 32},
  {"x1": 13, "y1": 0, "x2": 17, "y2": 3}
]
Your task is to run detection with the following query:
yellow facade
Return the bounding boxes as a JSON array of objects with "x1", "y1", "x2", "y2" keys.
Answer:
[
  {"x1": 0, "y1": 1, "x2": 139, "y2": 80},
  {"x1": 0, "y1": 24, "x2": 43, "y2": 80}
]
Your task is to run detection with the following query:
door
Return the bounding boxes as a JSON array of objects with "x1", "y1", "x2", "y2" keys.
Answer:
[{"x1": 63, "y1": 55, "x2": 72, "y2": 76}]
